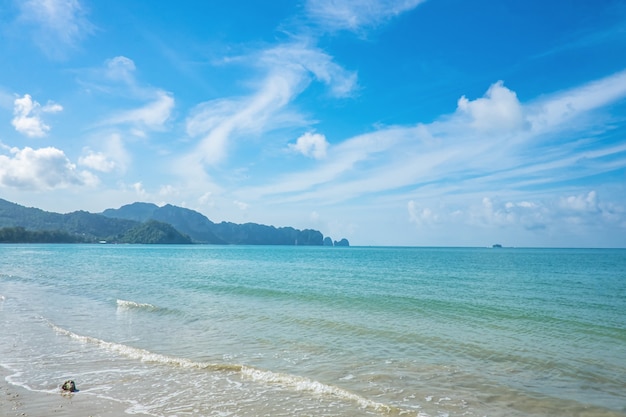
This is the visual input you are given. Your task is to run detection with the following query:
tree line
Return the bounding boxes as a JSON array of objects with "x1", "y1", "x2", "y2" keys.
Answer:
[{"x1": 0, "y1": 227, "x2": 87, "y2": 243}]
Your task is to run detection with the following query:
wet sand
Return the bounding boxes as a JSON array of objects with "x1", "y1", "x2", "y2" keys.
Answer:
[{"x1": 1, "y1": 368, "x2": 150, "y2": 417}]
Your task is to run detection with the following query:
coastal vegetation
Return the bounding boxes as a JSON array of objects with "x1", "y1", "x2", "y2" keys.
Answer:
[
  {"x1": 0, "y1": 226, "x2": 86, "y2": 243},
  {"x1": 0, "y1": 198, "x2": 349, "y2": 246},
  {"x1": 117, "y1": 220, "x2": 192, "y2": 244}
]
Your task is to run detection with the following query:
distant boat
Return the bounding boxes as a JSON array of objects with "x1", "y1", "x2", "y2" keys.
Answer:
[{"x1": 492, "y1": 244, "x2": 502, "y2": 248}]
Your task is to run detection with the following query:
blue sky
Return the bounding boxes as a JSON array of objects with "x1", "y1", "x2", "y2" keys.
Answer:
[{"x1": 1, "y1": 0, "x2": 625, "y2": 247}]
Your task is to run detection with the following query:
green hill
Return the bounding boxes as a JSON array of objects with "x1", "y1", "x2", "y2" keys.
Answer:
[
  {"x1": 0, "y1": 198, "x2": 341, "y2": 245},
  {"x1": 103, "y1": 202, "x2": 325, "y2": 245},
  {"x1": 118, "y1": 220, "x2": 192, "y2": 244},
  {"x1": 0, "y1": 198, "x2": 138, "y2": 242}
]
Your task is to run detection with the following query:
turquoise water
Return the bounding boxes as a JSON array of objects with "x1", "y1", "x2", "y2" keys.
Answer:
[{"x1": 1, "y1": 244, "x2": 625, "y2": 416}]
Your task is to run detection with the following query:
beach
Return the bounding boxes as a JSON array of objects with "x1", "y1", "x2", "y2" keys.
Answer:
[
  {"x1": 1, "y1": 244, "x2": 625, "y2": 416},
  {"x1": 1, "y1": 367, "x2": 152, "y2": 417}
]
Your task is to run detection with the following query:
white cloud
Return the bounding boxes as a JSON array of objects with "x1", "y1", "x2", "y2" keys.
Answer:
[
  {"x1": 234, "y1": 200, "x2": 249, "y2": 210},
  {"x1": 456, "y1": 81, "x2": 525, "y2": 132},
  {"x1": 198, "y1": 191, "x2": 213, "y2": 206},
  {"x1": 158, "y1": 185, "x2": 179, "y2": 198},
  {"x1": 306, "y1": 0, "x2": 425, "y2": 32},
  {"x1": 132, "y1": 182, "x2": 147, "y2": 197},
  {"x1": 471, "y1": 197, "x2": 548, "y2": 231},
  {"x1": 407, "y1": 200, "x2": 439, "y2": 226},
  {"x1": 44, "y1": 103, "x2": 63, "y2": 112},
  {"x1": 83, "y1": 57, "x2": 175, "y2": 135},
  {"x1": 560, "y1": 191, "x2": 599, "y2": 213},
  {"x1": 404, "y1": 189, "x2": 625, "y2": 244},
  {"x1": 106, "y1": 90, "x2": 175, "y2": 131},
  {"x1": 78, "y1": 133, "x2": 130, "y2": 173},
  {"x1": 78, "y1": 150, "x2": 116, "y2": 172},
  {"x1": 289, "y1": 132, "x2": 329, "y2": 159},
  {"x1": 259, "y1": 43, "x2": 358, "y2": 98},
  {"x1": 105, "y1": 56, "x2": 137, "y2": 83},
  {"x1": 238, "y1": 125, "x2": 430, "y2": 202},
  {"x1": 185, "y1": 98, "x2": 251, "y2": 165},
  {"x1": 18, "y1": 0, "x2": 94, "y2": 57},
  {"x1": 238, "y1": 70, "x2": 626, "y2": 210},
  {"x1": 600, "y1": 200, "x2": 626, "y2": 227},
  {"x1": 130, "y1": 128, "x2": 147, "y2": 138},
  {"x1": 527, "y1": 70, "x2": 626, "y2": 133},
  {"x1": 83, "y1": 56, "x2": 142, "y2": 96},
  {"x1": 405, "y1": 190, "x2": 626, "y2": 246},
  {"x1": 184, "y1": 42, "x2": 356, "y2": 166},
  {"x1": 12, "y1": 94, "x2": 63, "y2": 138},
  {"x1": 0, "y1": 146, "x2": 97, "y2": 189}
]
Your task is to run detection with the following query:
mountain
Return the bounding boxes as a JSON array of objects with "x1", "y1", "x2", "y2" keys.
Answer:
[
  {"x1": 102, "y1": 202, "x2": 159, "y2": 222},
  {"x1": 118, "y1": 220, "x2": 192, "y2": 244},
  {"x1": 0, "y1": 198, "x2": 138, "y2": 241},
  {"x1": 150, "y1": 204, "x2": 226, "y2": 244},
  {"x1": 210, "y1": 221, "x2": 323, "y2": 245},
  {"x1": 102, "y1": 202, "x2": 224, "y2": 243},
  {"x1": 102, "y1": 202, "x2": 324, "y2": 245},
  {"x1": 0, "y1": 198, "x2": 344, "y2": 246},
  {"x1": 334, "y1": 238, "x2": 350, "y2": 247}
]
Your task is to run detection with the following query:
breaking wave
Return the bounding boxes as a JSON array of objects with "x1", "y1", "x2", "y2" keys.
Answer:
[
  {"x1": 48, "y1": 321, "x2": 241, "y2": 372},
  {"x1": 241, "y1": 366, "x2": 396, "y2": 413},
  {"x1": 48, "y1": 321, "x2": 404, "y2": 415},
  {"x1": 116, "y1": 299, "x2": 160, "y2": 311}
]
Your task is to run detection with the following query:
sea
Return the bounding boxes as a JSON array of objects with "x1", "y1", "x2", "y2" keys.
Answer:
[{"x1": 0, "y1": 244, "x2": 625, "y2": 417}]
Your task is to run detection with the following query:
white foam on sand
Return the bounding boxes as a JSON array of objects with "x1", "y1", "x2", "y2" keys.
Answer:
[
  {"x1": 47, "y1": 320, "x2": 408, "y2": 415},
  {"x1": 0, "y1": 366, "x2": 151, "y2": 416},
  {"x1": 240, "y1": 366, "x2": 396, "y2": 413},
  {"x1": 49, "y1": 321, "x2": 241, "y2": 372}
]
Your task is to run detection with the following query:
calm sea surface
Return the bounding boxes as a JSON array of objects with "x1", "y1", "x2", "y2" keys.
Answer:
[{"x1": 1, "y1": 244, "x2": 625, "y2": 416}]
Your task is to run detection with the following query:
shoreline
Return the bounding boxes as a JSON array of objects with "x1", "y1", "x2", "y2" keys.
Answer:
[{"x1": 1, "y1": 367, "x2": 150, "y2": 417}]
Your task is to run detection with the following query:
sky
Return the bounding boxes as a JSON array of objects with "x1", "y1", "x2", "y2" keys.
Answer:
[{"x1": 1, "y1": 0, "x2": 626, "y2": 247}]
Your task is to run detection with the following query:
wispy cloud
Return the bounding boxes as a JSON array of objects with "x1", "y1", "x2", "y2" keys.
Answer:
[
  {"x1": 259, "y1": 42, "x2": 358, "y2": 98},
  {"x1": 235, "y1": 70, "x2": 626, "y2": 225},
  {"x1": 305, "y1": 0, "x2": 426, "y2": 32},
  {"x1": 105, "y1": 90, "x2": 175, "y2": 132},
  {"x1": 86, "y1": 56, "x2": 176, "y2": 133},
  {"x1": 532, "y1": 15, "x2": 626, "y2": 61},
  {"x1": 12, "y1": 94, "x2": 63, "y2": 138},
  {"x1": 104, "y1": 56, "x2": 137, "y2": 85},
  {"x1": 17, "y1": 0, "x2": 94, "y2": 58},
  {"x1": 526, "y1": 70, "x2": 626, "y2": 134},
  {"x1": 70, "y1": 57, "x2": 174, "y2": 186},
  {"x1": 183, "y1": 41, "x2": 357, "y2": 167}
]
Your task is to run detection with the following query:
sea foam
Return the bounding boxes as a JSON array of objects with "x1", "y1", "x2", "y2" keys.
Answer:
[
  {"x1": 116, "y1": 299, "x2": 158, "y2": 311},
  {"x1": 48, "y1": 321, "x2": 240, "y2": 372},
  {"x1": 47, "y1": 320, "x2": 402, "y2": 414},
  {"x1": 240, "y1": 366, "x2": 394, "y2": 413}
]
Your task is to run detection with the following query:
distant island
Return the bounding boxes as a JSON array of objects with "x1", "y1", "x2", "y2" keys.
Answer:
[{"x1": 0, "y1": 199, "x2": 349, "y2": 246}]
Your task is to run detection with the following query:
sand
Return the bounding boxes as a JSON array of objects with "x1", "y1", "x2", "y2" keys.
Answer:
[{"x1": 1, "y1": 368, "x2": 151, "y2": 417}]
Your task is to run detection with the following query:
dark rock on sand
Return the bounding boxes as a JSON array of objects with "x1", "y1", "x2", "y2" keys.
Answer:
[{"x1": 61, "y1": 380, "x2": 77, "y2": 392}]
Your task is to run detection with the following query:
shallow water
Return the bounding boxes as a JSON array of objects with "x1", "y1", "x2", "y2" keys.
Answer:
[{"x1": 1, "y1": 244, "x2": 625, "y2": 416}]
